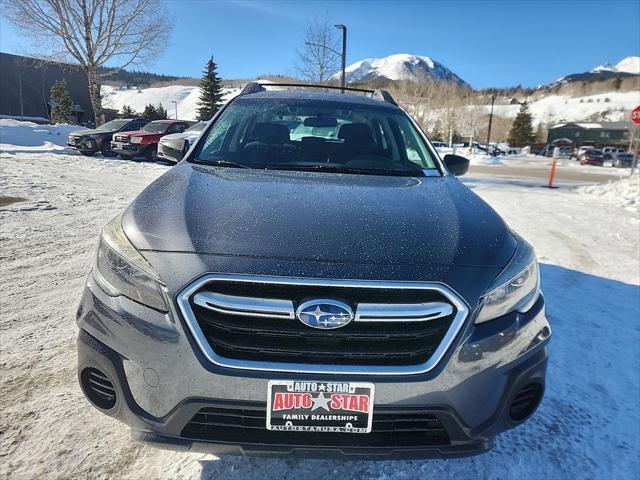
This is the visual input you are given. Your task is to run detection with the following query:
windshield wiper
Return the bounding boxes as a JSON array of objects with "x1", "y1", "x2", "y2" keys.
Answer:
[
  {"x1": 197, "y1": 159, "x2": 252, "y2": 169},
  {"x1": 263, "y1": 164, "x2": 424, "y2": 176}
]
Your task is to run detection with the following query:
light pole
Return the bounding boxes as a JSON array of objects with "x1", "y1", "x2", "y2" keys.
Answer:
[
  {"x1": 335, "y1": 24, "x2": 347, "y2": 93},
  {"x1": 486, "y1": 94, "x2": 496, "y2": 152},
  {"x1": 170, "y1": 100, "x2": 178, "y2": 119}
]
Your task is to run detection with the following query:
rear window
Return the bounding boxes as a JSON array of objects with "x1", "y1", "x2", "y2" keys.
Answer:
[
  {"x1": 192, "y1": 97, "x2": 439, "y2": 176},
  {"x1": 142, "y1": 122, "x2": 169, "y2": 133}
]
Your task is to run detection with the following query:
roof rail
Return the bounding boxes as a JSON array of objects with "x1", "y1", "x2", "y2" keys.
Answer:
[
  {"x1": 372, "y1": 89, "x2": 398, "y2": 106},
  {"x1": 238, "y1": 82, "x2": 399, "y2": 106}
]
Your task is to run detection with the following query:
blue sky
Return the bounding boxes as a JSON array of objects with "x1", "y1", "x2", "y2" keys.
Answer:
[{"x1": 1, "y1": 0, "x2": 638, "y2": 88}]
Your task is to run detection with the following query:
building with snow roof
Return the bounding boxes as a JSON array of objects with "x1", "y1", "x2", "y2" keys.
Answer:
[{"x1": 547, "y1": 121, "x2": 635, "y2": 148}]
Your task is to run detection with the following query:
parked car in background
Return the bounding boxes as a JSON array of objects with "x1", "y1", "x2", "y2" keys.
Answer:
[
  {"x1": 67, "y1": 118, "x2": 149, "y2": 156},
  {"x1": 157, "y1": 122, "x2": 208, "y2": 163},
  {"x1": 611, "y1": 152, "x2": 636, "y2": 168},
  {"x1": 579, "y1": 149, "x2": 605, "y2": 166},
  {"x1": 602, "y1": 146, "x2": 625, "y2": 156},
  {"x1": 111, "y1": 120, "x2": 193, "y2": 161},
  {"x1": 576, "y1": 146, "x2": 590, "y2": 157}
]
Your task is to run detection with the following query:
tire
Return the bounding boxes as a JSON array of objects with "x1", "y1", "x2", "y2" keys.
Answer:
[
  {"x1": 79, "y1": 151, "x2": 94, "y2": 157},
  {"x1": 100, "y1": 142, "x2": 116, "y2": 157},
  {"x1": 145, "y1": 146, "x2": 158, "y2": 162},
  {"x1": 119, "y1": 154, "x2": 133, "y2": 160}
]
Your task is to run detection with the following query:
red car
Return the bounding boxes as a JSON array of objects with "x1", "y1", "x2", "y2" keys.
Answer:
[
  {"x1": 111, "y1": 120, "x2": 193, "y2": 161},
  {"x1": 578, "y1": 149, "x2": 605, "y2": 166}
]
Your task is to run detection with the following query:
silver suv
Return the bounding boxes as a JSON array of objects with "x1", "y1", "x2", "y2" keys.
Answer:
[{"x1": 76, "y1": 83, "x2": 550, "y2": 459}]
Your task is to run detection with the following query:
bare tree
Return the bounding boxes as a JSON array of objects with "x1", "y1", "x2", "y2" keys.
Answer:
[
  {"x1": 4, "y1": 0, "x2": 171, "y2": 125},
  {"x1": 295, "y1": 15, "x2": 340, "y2": 83}
]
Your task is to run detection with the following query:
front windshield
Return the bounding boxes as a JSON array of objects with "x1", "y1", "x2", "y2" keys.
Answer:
[
  {"x1": 192, "y1": 98, "x2": 439, "y2": 176},
  {"x1": 142, "y1": 122, "x2": 169, "y2": 133},
  {"x1": 97, "y1": 119, "x2": 130, "y2": 131},
  {"x1": 186, "y1": 122, "x2": 207, "y2": 132}
]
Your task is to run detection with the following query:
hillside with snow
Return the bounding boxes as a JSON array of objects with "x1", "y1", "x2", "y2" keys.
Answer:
[
  {"x1": 101, "y1": 85, "x2": 240, "y2": 121},
  {"x1": 334, "y1": 53, "x2": 467, "y2": 86},
  {"x1": 488, "y1": 90, "x2": 640, "y2": 124}
]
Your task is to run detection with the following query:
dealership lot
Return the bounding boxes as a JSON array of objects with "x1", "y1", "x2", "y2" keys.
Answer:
[{"x1": 1, "y1": 139, "x2": 638, "y2": 479}]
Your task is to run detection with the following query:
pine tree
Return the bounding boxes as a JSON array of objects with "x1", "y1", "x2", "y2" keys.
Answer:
[
  {"x1": 197, "y1": 56, "x2": 224, "y2": 121},
  {"x1": 49, "y1": 79, "x2": 73, "y2": 124},
  {"x1": 142, "y1": 103, "x2": 168, "y2": 120},
  {"x1": 535, "y1": 122, "x2": 547, "y2": 143},
  {"x1": 120, "y1": 105, "x2": 137, "y2": 118},
  {"x1": 507, "y1": 102, "x2": 535, "y2": 147}
]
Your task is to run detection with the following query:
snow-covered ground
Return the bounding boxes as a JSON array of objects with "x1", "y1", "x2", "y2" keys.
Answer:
[
  {"x1": 1, "y1": 121, "x2": 639, "y2": 479},
  {"x1": 101, "y1": 85, "x2": 241, "y2": 121}
]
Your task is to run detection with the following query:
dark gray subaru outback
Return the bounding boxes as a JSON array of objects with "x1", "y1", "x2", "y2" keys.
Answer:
[{"x1": 76, "y1": 83, "x2": 550, "y2": 459}]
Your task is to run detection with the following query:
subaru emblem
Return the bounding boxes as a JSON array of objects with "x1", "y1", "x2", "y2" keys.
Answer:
[{"x1": 296, "y1": 299, "x2": 354, "y2": 329}]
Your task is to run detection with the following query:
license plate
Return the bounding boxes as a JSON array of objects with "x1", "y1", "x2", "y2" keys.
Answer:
[{"x1": 267, "y1": 380, "x2": 374, "y2": 433}]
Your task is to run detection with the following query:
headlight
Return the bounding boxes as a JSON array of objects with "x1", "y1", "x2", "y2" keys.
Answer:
[
  {"x1": 130, "y1": 136, "x2": 143, "y2": 144},
  {"x1": 475, "y1": 239, "x2": 540, "y2": 324},
  {"x1": 93, "y1": 213, "x2": 167, "y2": 311}
]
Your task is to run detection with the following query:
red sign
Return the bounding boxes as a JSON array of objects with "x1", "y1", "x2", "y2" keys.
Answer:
[{"x1": 633, "y1": 105, "x2": 640, "y2": 125}]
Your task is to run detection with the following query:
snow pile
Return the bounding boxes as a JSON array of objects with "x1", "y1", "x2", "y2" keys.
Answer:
[
  {"x1": 102, "y1": 85, "x2": 240, "y2": 121},
  {"x1": 0, "y1": 119, "x2": 86, "y2": 153},
  {"x1": 575, "y1": 172, "x2": 640, "y2": 211},
  {"x1": 333, "y1": 53, "x2": 467, "y2": 85}
]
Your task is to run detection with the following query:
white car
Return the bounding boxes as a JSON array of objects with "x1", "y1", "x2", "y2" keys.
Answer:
[
  {"x1": 602, "y1": 146, "x2": 625, "y2": 156},
  {"x1": 157, "y1": 122, "x2": 207, "y2": 163}
]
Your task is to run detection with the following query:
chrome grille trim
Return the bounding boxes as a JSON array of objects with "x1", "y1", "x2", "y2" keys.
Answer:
[
  {"x1": 354, "y1": 301, "x2": 453, "y2": 322},
  {"x1": 193, "y1": 291, "x2": 295, "y2": 319},
  {"x1": 177, "y1": 274, "x2": 470, "y2": 376}
]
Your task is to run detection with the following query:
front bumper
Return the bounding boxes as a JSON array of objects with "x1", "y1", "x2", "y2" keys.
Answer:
[
  {"x1": 111, "y1": 141, "x2": 147, "y2": 157},
  {"x1": 157, "y1": 141, "x2": 185, "y2": 162},
  {"x1": 68, "y1": 138, "x2": 99, "y2": 153},
  {"x1": 76, "y1": 274, "x2": 550, "y2": 459}
]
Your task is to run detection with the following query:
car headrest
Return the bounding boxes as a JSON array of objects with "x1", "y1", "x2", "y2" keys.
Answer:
[
  {"x1": 338, "y1": 123, "x2": 374, "y2": 146},
  {"x1": 249, "y1": 122, "x2": 290, "y2": 144}
]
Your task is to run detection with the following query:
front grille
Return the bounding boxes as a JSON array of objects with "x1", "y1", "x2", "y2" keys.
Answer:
[
  {"x1": 158, "y1": 141, "x2": 184, "y2": 159},
  {"x1": 182, "y1": 277, "x2": 464, "y2": 371},
  {"x1": 182, "y1": 405, "x2": 450, "y2": 447}
]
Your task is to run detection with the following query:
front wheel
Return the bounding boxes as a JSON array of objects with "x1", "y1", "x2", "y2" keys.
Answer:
[
  {"x1": 145, "y1": 146, "x2": 158, "y2": 162},
  {"x1": 79, "y1": 151, "x2": 94, "y2": 156},
  {"x1": 100, "y1": 142, "x2": 116, "y2": 158}
]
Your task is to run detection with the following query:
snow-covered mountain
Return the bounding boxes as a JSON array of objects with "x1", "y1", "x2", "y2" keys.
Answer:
[
  {"x1": 333, "y1": 53, "x2": 468, "y2": 86},
  {"x1": 592, "y1": 56, "x2": 640, "y2": 74},
  {"x1": 553, "y1": 56, "x2": 640, "y2": 85}
]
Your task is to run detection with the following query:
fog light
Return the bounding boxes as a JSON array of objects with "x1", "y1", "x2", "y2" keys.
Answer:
[
  {"x1": 509, "y1": 382, "x2": 543, "y2": 422},
  {"x1": 80, "y1": 367, "x2": 117, "y2": 410}
]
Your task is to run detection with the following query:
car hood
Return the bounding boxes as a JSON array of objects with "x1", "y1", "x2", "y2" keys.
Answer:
[
  {"x1": 122, "y1": 163, "x2": 516, "y2": 268},
  {"x1": 161, "y1": 131, "x2": 199, "y2": 141},
  {"x1": 70, "y1": 129, "x2": 94, "y2": 136},
  {"x1": 117, "y1": 129, "x2": 159, "y2": 138}
]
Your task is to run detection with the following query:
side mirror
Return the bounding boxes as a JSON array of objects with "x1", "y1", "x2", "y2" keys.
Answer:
[{"x1": 443, "y1": 154, "x2": 470, "y2": 176}]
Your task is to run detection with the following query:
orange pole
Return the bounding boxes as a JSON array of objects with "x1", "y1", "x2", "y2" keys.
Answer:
[{"x1": 547, "y1": 159, "x2": 558, "y2": 188}]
